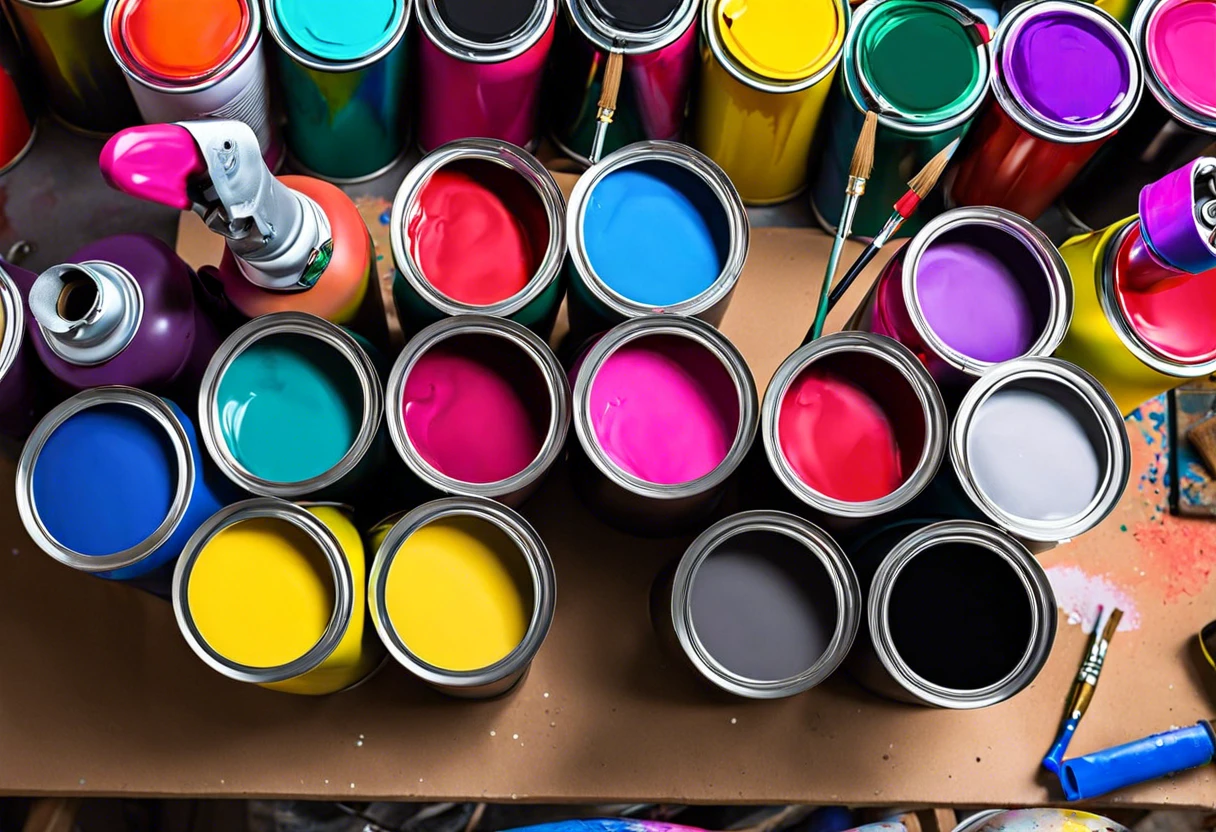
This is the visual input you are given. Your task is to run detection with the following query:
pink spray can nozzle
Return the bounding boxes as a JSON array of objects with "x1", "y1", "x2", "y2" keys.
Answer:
[
  {"x1": 1138, "y1": 157, "x2": 1216, "y2": 275},
  {"x1": 100, "y1": 124, "x2": 206, "y2": 211}
]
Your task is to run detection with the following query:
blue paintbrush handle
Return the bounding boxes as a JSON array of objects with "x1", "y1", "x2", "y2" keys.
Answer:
[{"x1": 1059, "y1": 721, "x2": 1216, "y2": 800}]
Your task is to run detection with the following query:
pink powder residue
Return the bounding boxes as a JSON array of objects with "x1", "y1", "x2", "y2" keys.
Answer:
[
  {"x1": 1044, "y1": 564, "x2": 1141, "y2": 632},
  {"x1": 1132, "y1": 518, "x2": 1216, "y2": 602}
]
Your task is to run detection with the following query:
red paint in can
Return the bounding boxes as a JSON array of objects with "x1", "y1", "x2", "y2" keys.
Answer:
[{"x1": 0, "y1": 19, "x2": 35, "y2": 174}]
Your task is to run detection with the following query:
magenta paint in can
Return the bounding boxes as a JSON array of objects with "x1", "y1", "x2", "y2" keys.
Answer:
[
  {"x1": 0, "y1": 260, "x2": 50, "y2": 439},
  {"x1": 416, "y1": 0, "x2": 557, "y2": 151}
]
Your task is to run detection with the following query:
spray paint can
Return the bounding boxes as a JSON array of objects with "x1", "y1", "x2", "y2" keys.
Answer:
[
  {"x1": 809, "y1": 0, "x2": 991, "y2": 240},
  {"x1": 368, "y1": 496, "x2": 556, "y2": 698},
  {"x1": 26, "y1": 233, "x2": 222, "y2": 400},
  {"x1": 5, "y1": 0, "x2": 138, "y2": 134},
  {"x1": 0, "y1": 260, "x2": 49, "y2": 438},
  {"x1": 389, "y1": 139, "x2": 567, "y2": 338},
  {"x1": 948, "y1": 2, "x2": 1142, "y2": 221},
  {"x1": 103, "y1": 0, "x2": 283, "y2": 169},
  {"x1": 0, "y1": 11, "x2": 37, "y2": 175},
  {"x1": 693, "y1": 0, "x2": 849, "y2": 205},
  {"x1": 173, "y1": 498, "x2": 384, "y2": 695},
  {"x1": 265, "y1": 0, "x2": 411, "y2": 182},
  {"x1": 547, "y1": 0, "x2": 698, "y2": 164},
  {"x1": 416, "y1": 0, "x2": 555, "y2": 151},
  {"x1": 846, "y1": 518, "x2": 1056, "y2": 708}
]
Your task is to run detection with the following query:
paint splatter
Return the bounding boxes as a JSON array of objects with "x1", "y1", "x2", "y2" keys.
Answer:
[
  {"x1": 379, "y1": 210, "x2": 391, "y2": 225},
  {"x1": 1131, "y1": 517, "x2": 1216, "y2": 601},
  {"x1": 1044, "y1": 565, "x2": 1140, "y2": 632}
]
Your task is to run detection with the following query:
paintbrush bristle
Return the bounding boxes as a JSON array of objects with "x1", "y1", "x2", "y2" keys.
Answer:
[
  {"x1": 908, "y1": 138, "x2": 960, "y2": 198},
  {"x1": 1102, "y1": 608, "x2": 1124, "y2": 641},
  {"x1": 597, "y1": 49, "x2": 625, "y2": 112},
  {"x1": 849, "y1": 110, "x2": 879, "y2": 180}
]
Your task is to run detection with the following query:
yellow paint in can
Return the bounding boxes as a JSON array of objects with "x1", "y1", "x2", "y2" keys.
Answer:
[{"x1": 716, "y1": 0, "x2": 847, "y2": 81}]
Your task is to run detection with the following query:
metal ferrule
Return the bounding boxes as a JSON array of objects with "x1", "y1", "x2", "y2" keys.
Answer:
[
  {"x1": 950, "y1": 356, "x2": 1130, "y2": 543},
  {"x1": 761, "y1": 332, "x2": 947, "y2": 520},
  {"x1": 385, "y1": 315, "x2": 570, "y2": 506},
  {"x1": 419, "y1": 0, "x2": 555, "y2": 63},
  {"x1": 367, "y1": 496, "x2": 556, "y2": 698},
  {"x1": 568, "y1": 0, "x2": 697, "y2": 53},
  {"x1": 390, "y1": 139, "x2": 566, "y2": 319},
  {"x1": 28, "y1": 261, "x2": 144, "y2": 367},
  {"x1": 198, "y1": 312, "x2": 385, "y2": 498},
  {"x1": 665, "y1": 510, "x2": 862, "y2": 699},
  {"x1": 0, "y1": 266, "x2": 29, "y2": 385},
  {"x1": 16, "y1": 387, "x2": 194, "y2": 574},
  {"x1": 265, "y1": 0, "x2": 412, "y2": 72},
  {"x1": 172, "y1": 497, "x2": 357, "y2": 686},
  {"x1": 1133, "y1": 0, "x2": 1216, "y2": 134}
]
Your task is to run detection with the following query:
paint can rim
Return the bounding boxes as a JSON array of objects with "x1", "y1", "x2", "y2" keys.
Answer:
[
  {"x1": 1133, "y1": 0, "x2": 1216, "y2": 134},
  {"x1": 0, "y1": 119, "x2": 38, "y2": 177},
  {"x1": 0, "y1": 266, "x2": 29, "y2": 389},
  {"x1": 418, "y1": 0, "x2": 555, "y2": 64},
  {"x1": 29, "y1": 260, "x2": 145, "y2": 368},
  {"x1": 567, "y1": 0, "x2": 697, "y2": 55},
  {"x1": 265, "y1": 0, "x2": 413, "y2": 72}
]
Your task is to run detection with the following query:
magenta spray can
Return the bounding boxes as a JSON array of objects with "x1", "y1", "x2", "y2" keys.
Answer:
[
  {"x1": 0, "y1": 259, "x2": 51, "y2": 439},
  {"x1": 416, "y1": 0, "x2": 557, "y2": 151}
]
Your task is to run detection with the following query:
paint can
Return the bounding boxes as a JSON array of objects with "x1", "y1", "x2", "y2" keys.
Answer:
[
  {"x1": 809, "y1": 0, "x2": 991, "y2": 240},
  {"x1": 416, "y1": 0, "x2": 556, "y2": 151},
  {"x1": 547, "y1": 0, "x2": 698, "y2": 165},
  {"x1": 570, "y1": 315, "x2": 757, "y2": 535},
  {"x1": 948, "y1": 2, "x2": 1142, "y2": 221},
  {"x1": 855, "y1": 207, "x2": 1073, "y2": 385},
  {"x1": 0, "y1": 261, "x2": 49, "y2": 439},
  {"x1": 0, "y1": 11, "x2": 37, "y2": 175},
  {"x1": 1004, "y1": 0, "x2": 1143, "y2": 28},
  {"x1": 389, "y1": 138, "x2": 567, "y2": 338},
  {"x1": 565, "y1": 141, "x2": 747, "y2": 338},
  {"x1": 693, "y1": 0, "x2": 849, "y2": 205},
  {"x1": 657, "y1": 510, "x2": 861, "y2": 699},
  {"x1": 265, "y1": 0, "x2": 412, "y2": 182},
  {"x1": 386, "y1": 315, "x2": 570, "y2": 507},
  {"x1": 1060, "y1": 0, "x2": 1216, "y2": 231},
  {"x1": 16, "y1": 386, "x2": 230, "y2": 583},
  {"x1": 103, "y1": 0, "x2": 284, "y2": 169},
  {"x1": 6, "y1": 0, "x2": 138, "y2": 135},
  {"x1": 368, "y1": 496, "x2": 556, "y2": 698},
  {"x1": 759, "y1": 332, "x2": 946, "y2": 525},
  {"x1": 846, "y1": 518, "x2": 1056, "y2": 708},
  {"x1": 174, "y1": 498, "x2": 384, "y2": 694},
  {"x1": 198, "y1": 312, "x2": 386, "y2": 501}
]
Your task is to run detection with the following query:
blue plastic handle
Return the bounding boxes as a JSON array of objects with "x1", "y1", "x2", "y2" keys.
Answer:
[{"x1": 1060, "y1": 721, "x2": 1216, "y2": 800}]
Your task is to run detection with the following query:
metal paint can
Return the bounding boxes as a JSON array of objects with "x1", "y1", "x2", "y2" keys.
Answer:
[
  {"x1": 565, "y1": 141, "x2": 747, "y2": 338},
  {"x1": 368, "y1": 496, "x2": 556, "y2": 698},
  {"x1": 856, "y1": 207, "x2": 1072, "y2": 385},
  {"x1": 386, "y1": 315, "x2": 570, "y2": 507},
  {"x1": 570, "y1": 315, "x2": 757, "y2": 535},
  {"x1": 198, "y1": 312, "x2": 386, "y2": 501},
  {"x1": 103, "y1": 0, "x2": 284, "y2": 169},
  {"x1": 265, "y1": 0, "x2": 412, "y2": 182},
  {"x1": 0, "y1": 260, "x2": 49, "y2": 438},
  {"x1": 846, "y1": 518, "x2": 1056, "y2": 708},
  {"x1": 547, "y1": 0, "x2": 698, "y2": 165},
  {"x1": 1004, "y1": 0, "x2": 1143, "y2": 27},
  {"x1": 657, "y1": 510, "x2": 861, "y2": 699},
  {"x1": 416, "y1": 0, "x2": 556, "y2": 151},
  {"x1": 16, "y1": 386, "x2": 230, "y2": 583},
  {"x1": 389, "y1": 139, "x2": 567, "y2": 339},
  {"x1": 948, "y1": 2, "x2": 1142, "y2": 221},
  {"x1": 6, "y1": 0, "x2": 138, "y2": 135},
  {"x1": 693, "y1": 0, "x2": 849, "y2": 205},
  {"x1": 0, "y1": 10, "x2": 37, "y2": 175},
  {"x1": 173, "y1": 498, "x2": 384, "y2": 695},
  {"x1": 809, "y1": 0, "x2": 992, "y2": 239},
  {"x1": 954, "y1": 812, "x2": 1130, "y2": 832}
]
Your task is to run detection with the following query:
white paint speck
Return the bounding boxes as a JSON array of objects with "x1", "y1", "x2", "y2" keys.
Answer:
[
  {"x1": 1044, "y1": 565, "x2": 1141, "y2": 632},
  {"x1": 78, "y1": 778, "x2": 85, "y2": 786},
  {"x1": 355, "y1": 740, "x2": 363, "y2": 747},
  {"x1": 550, "y1": 721, "x2": 556, "y2": 727},
  {"x1": 324, "y1": 780, "x2": 329, "y2": 785},
  {"x1": 543, "y1": 692, "x2": 549, "y2": 698},
  {"x1": 512, "y1": 733, "x2": 519, "y2": 740},
  {"x1": 730, "y1": 718, "x2": 737, "y2": 724},
  {"x1": 350, "y1": 783, "x2": 356, "y2": 789},
  {"x1": 490, "y1": 730, "x2": 496, "y2": 736},
  {"x1": 1156, "y1": 739, "x2": 1165, "y2": 747},
  {"x1": 511, "y1": 794, "x2": 518, "y2": 800}
]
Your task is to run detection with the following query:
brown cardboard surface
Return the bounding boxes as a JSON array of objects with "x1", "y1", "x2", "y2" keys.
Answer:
[{"x1": 1, "y1": 215, "x2": 1214, "y2": 808}]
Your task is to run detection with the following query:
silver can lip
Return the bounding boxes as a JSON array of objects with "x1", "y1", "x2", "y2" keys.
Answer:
[
  {"x1": 0, "y1": 265, "x2": 28, "y2": 387},
  {"x1": 762, "y1": 332, "x2": 947, "y2": 519},
  {"x1": 385, "y1": 315, "x2": 571, "y2": 501},
  {"x1": 198, "y1": 312, "x2": 385, "y2": 499},
  {"x1": 950, "y1": 356, "x2": 1130, "y2": 543},
  {"x1": 991, "y1": 1, "x2": 1143, "y2": 144},
  {"x1": 567, "y1": 140, "x2": 748, "y2": 321},
  {"x1": 265, "y1": 0, "x2": 413, "y2": 72},
  {"x1": 29, "y1": 261, "x2": 144, "y2": 368},
  {"x1": 172, "y1": 497, "x2": 357, "y2": 685},
  {"x1": 367, "y1": 496, "x2": 556, "y2": 691},
  {"x1": 670, "y1": 510, "x2": 861, "y2": 699},
  {"x1": 16, "y1": 386, "x2": 195, "y2": 574},
  {"x1": 900, "y1": 207, "x2": 1074, "y2": 377},
  {"x1": 568, "y1": 0, "x2": 697, "y2": 54},
  {"x1": 1134, "y1": 0, "x2": 1216, "y2": 134},
  {"x1": 419, "y1": 0, "x2": 555, "y2": 63},
  {"x1": 572, "y1": 314, "x2": 758, "y2": 501},
  {"x1": 389, "y1": 138, "x2": 567, "y2": 318},
  {"x1": 867, "y1": 519, "x2": 1057, "y2": 709}
]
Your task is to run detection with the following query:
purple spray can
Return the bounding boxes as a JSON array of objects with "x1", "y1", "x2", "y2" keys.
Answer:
[{"x1": 0, "y1": 259, "x2": 52, "y2": 439}]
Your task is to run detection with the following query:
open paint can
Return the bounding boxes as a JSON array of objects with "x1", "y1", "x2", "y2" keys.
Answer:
[
  {"x1": 659, "y1": 510, "x2": 861, "y2": 699},
  {"x1": 948, "y1": 357, "x2": 1130, "y2": 546},
  {"x1": 570, "y1": 315, "x2": 757, "y2": 535},
  {"x1": 174, "y1": 498, "x2": 384, "y2": 695},
  {"x1": 857, "y1": 207, "x2": 1073, "y2": 385},
  {"x1": 0, "y1": 16, "x2": 37, "y2": 176},
  {"x1": 847, "y1": 518, "x2": 1057, "y2": 708},
  {"x1": 760, "y1": 332, "x2": 946, "y2": 524},
  {"x1": 0, "y1": 261, "x2": 48, "y2": 438},
  {"x1": 389, "y1": 139, "x2": 567, "y2": 338},
  {"x1": 198, "y1": 312, "x2": 386, "y2": 500},
  {"x1": 948, "y1": 1, "x2": 1142, "y2": 221},
  {"x1": 368, "y1": 496, "x2": 556, "y2": 698},
  {"x1": 565, "y1": 141, "x2": 747, "y2": 337},
  {"x1": 386, "y1": 315, "x2": 570, "y2": 507},
  {"x1": 416, "y1": 0, "x2": 555, "y2": 151}
]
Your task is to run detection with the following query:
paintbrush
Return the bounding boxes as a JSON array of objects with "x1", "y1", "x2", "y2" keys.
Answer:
[
  {"x1": 589, "y1": 46, "x2": 625, "y2": 164},
  {"x1": 807, "y1": 109, "x2": 878, "y2": 341},
  {"x1": 1042, "y1": 607, "x2": 1124, "y2": 774},
  {"x1": 825, "y1": 138, "x2": 960, "y2": 312}
]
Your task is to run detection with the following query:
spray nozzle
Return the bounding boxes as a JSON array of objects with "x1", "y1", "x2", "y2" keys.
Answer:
[{"x1": 1139, "y1": 156, "x2": 1216, "y2": 275}]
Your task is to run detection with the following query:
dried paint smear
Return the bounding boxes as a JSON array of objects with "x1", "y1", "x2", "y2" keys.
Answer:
[{"x1": 1044, "y1": 565, "x2": 1140, "y2": 632}]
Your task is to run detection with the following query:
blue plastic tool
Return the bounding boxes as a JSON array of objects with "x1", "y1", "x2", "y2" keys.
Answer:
[{"x1": 1058, "y1": 720, "x2": 1216, "y2": 800}]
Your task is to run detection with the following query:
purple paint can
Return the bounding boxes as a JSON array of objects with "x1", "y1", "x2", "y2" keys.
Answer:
[{"x1": 0, "y1": 260, "x2": 50, "y2": 439}]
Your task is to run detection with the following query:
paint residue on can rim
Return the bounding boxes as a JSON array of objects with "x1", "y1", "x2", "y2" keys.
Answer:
[
  {"x1": 419, "y1": 0, "x2": 553, "y2": 60},
  {"x1": 432, "y1": 0, "x2": 538, "y2": 43},
  {"x1": 1144, "y1": 0, "x2": 1216, "y2": 121},
  {"x1": 109, "y1": 0, "x2": 252, "y2": 83},
  {"x1": 273, "y1": 0, "x2": 407, "y2": 62},
  {"x1": 714, "y1": 0, "x2": 846, "y2": 82},
  {"x1": 580, "y1": 0, "x2": 690, "y2": 42}
]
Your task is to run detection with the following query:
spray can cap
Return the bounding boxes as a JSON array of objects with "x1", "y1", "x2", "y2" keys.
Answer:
[{"x1": 1139, "y1": 156, "x2": 1216, "y2": 275}]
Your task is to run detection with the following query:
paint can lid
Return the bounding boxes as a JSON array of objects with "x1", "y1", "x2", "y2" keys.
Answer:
[
  {"x1": 585, "y1": 0, "x2": 682, "y2": 33},
  {"x1": 273, "y1": 0, "x2": 407, "y2": 62},
  {"x1": 1144, "y1": 0, "x2": 1216, "y2": 121},
  {"x1": 433, "y1": 0, "x2": 541, "y2": 43},
  {"x1": 714, "y1": 0, "x2": 846, "y2": 82},
  {"x1": 112, "y1": 0, "x2": 252, "y2": 82}
]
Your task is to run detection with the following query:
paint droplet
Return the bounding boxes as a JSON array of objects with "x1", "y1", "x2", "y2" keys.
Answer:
[
  {"x1": 882, "y1": 754, "x2": 890, "y2": 761},
  {"x1": 550, "y1": 721, "x2": 556, "y2": 727},
  {"x1": 730, "y1": 718, "x2": 737, "y2": 724},
  {"x1": 511, "y1": 794, "x2": 518, "y2": 800},
  {"x1": 78, "y1": 778, "x2": 86, "y2": 785},
  {"x1": 1156, "y1": 739, "x2": 1165, "y2": 747},
  {"x1": 350, "y1": 783, "x2": 356, "y2": 789},
  {"x1": 1120, "y1": 524, "x2": 1127, "y2": 532},
  {"x1": 513, "y1": 733, "x2": 519, "y2": 740},
  {"x1": 490, "y1": 730, "x2": 496, "y2": 736},
  {"x1": 543, "y1": 692, "x2": 550, "y2": 698},
  {"x1": 976, "y1": 757, "x2": 981, "y2": 762},
  {"x1": 379, "y1": 210, "x2": 391, "y2": 225},
  {"x1": 355, "y1": 740, "x2": 363, "y2": 747},
  {"x1": 324, "y1": 779, "x2": 329, "y2": 784}
]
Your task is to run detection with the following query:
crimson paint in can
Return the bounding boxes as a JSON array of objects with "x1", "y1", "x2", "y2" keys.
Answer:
[{"x1": 0, "y1": 12, "x2": 36, "y2": 175}]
